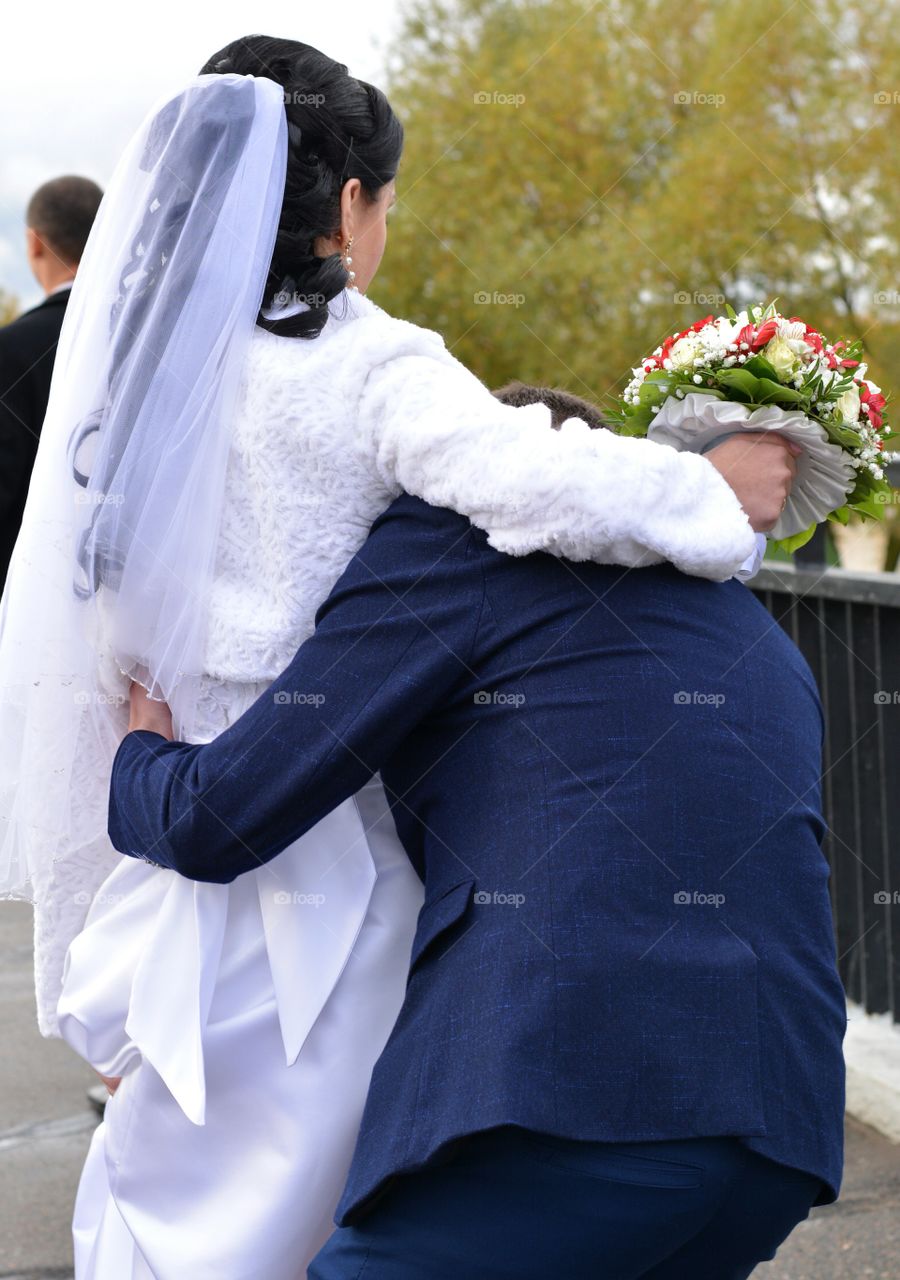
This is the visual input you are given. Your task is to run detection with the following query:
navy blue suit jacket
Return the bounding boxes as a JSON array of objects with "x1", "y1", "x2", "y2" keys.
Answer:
[
  {"x1": 0, "y1": 288, "x2": 70, "y2": 587},
  {"x1": 110, "y1": 496, "x2": 846, "y2": 1220}
]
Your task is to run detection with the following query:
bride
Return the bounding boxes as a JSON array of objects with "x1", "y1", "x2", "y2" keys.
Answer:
[{"x1": 0, "y1": 35, "x2": 761, "y2": 1280}]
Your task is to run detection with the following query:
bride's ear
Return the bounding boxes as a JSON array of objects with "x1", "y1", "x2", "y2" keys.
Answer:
[{"x1": 338, "y1": 178, "x2": 363, "y2": 248}]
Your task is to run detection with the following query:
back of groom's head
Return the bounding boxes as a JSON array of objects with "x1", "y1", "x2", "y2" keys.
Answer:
[
  {"x1": 26, "y1": 176, "x2": 103, "y2": 281},
  {"x1": 492, "y1": 381, "x2": 609, "y2": 432}
]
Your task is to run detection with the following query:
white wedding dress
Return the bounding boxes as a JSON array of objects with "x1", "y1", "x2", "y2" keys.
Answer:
[{"x1": 40, "y1": 290, "x2": 755, "y2": 1278}]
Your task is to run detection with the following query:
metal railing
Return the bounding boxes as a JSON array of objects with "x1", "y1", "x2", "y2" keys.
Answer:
[{"x1": 752, "y1": 564, "x2": 900, "y2": 1023}]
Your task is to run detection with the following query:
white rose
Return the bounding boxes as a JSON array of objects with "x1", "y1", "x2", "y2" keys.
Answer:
[
  {"x1": 776, "y1": 318, "x2": 806, "y2": 342},
  {"x1": 774, "y1": 320, "x2": 813, "y2": 359},
  {"x1": 763, "y1": 335, "x2": 800, "y2": 379},
  {"x1": 668, "y1": 333, "x2": 701, "y2": 371},
  {"x1": 835, "y1": 384, "x2": 861, "y2": 425}
]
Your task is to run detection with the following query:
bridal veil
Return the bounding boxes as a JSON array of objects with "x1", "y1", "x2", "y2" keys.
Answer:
[{"x1": 0, "y1": 73, "x2": 287, "y2": 899}]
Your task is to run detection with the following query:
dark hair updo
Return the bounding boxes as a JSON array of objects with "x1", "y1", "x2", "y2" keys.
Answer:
[{"x1": 200, "y1": 34, "x2": 403, "y2": 339}]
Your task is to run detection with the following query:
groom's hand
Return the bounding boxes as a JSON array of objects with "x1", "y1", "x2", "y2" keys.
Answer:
[
  {"x1": 96, "y1": 1070, "x2": 122, "y2": 1097},
  {"x1": 706, "y1": 433, "x2": 801, "y2": 532},
  {"x1": 128, "y1": 681, "x2": 174, "y2": 741}
]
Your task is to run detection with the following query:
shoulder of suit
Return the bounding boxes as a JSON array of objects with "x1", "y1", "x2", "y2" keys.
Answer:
[
  {"x1": 0, "y1": 291, "x2": 68, "y2": 342},
  {"x1": 371, "y1": 493, "x2": 477, "y2": 547}
]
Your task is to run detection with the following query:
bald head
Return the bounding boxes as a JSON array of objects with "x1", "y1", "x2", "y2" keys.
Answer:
[{"x1": 26, "y1": 175, "x2": 103, "y2": 293}]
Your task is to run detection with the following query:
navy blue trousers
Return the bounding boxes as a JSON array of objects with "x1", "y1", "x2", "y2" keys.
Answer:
[{"x1": 309, "y1": 1127, "x2": 822, "y2": 1279}]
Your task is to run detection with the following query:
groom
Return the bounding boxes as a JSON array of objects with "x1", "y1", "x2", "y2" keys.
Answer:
[{"x1": 110, "y1": 398, "x2": 845, "y2": 1279}]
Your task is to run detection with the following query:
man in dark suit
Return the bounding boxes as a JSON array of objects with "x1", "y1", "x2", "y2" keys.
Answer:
[
  {"x1": 110, "y1": 410, "x2": 845, "y2": 1277},
  {"x1": 0, "y1": 176, "x2": 103, "y2": 587}
]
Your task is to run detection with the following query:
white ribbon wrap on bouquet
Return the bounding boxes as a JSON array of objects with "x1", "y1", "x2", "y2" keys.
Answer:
[{"x1": 647, "y1": 392, "x2": 857, "y2": 540}]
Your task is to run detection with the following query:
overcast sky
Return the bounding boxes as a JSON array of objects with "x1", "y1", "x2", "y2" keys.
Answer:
[{"x1": 0, "y1": 1, "x2": 401, "y2": 307}]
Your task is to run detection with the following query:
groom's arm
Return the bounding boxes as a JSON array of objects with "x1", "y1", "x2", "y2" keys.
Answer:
[{"x1": 108, "y1": 499, "x2": 482, "y2": 884}]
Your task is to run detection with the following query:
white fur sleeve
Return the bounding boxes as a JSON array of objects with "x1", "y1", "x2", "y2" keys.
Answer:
[{"x1": 358, "y1": 349, "x2": 757, "y2": 582}]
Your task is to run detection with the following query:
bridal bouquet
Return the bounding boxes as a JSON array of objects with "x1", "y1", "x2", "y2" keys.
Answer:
[{"x1": 609, "y1": 301, "x2": 895, "y2": 551}]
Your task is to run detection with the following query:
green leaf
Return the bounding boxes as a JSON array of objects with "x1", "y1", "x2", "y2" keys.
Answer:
[
  {"x1": 751, "y1": 378, "x2": 806, "y2": 406},
  {"x1": 683, "y1": 385, "x2": 727, "y2": 400},
  {"x1": 827, "y1": 505, "x2": 851, "y2": 526},
  {"x1": 638, "y1": 377, "x2": 670, "y2": 405},
  {"x1": 772, "y1": 522, "x2": 818, "y2": 555},
  {"x1": 742, "y1": 355, "x2": 780, "y2": 382},
  {"x1": 724, "y1": 302, "x2": 738, "y2": 321},
  {"x1": 716, "y1": 368, "x2": 761, "y2": 400},
  {"x1": 617, "y1": 419, "x2": 650, "y2": 438},
  {"x1": 820, "y1": 418, "x2": 861, "y2": 448},
  {"x1": 849, "y1": 488, "x2": 893, "y2": 520}
]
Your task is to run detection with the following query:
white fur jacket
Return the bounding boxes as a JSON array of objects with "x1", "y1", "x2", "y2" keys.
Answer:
[{"x1": 32, "y1": 290, "x2": 755, "y2": 1035}]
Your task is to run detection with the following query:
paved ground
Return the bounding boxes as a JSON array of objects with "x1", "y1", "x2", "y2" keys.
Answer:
[
  {"x1": 754, "y1": 1120, "x2": 900, "y2": 1279},
  {"x1": 0, "y1": 902, "x2": 96, "y2": 1280},
  {"x1": 2, "y1": 898, "x2": 899, "y2": 1279}
]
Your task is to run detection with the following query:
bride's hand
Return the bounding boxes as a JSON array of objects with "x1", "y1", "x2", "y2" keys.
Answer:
[
  {"x1": 128, "y1": 682, "x2": 175, "y2": 740},
  {"x1": 706, "y1": 432, "x2": 802, "y2": 532}
]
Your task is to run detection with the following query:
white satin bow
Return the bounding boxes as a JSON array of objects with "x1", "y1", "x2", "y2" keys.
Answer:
[{"x1": 59, "y1": 789, "x2": 384, "y2": 1125}]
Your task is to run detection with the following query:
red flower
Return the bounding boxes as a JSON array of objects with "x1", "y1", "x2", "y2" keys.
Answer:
[
  {"x1": 656, "y1": 326, "x2": 692, "y2": 364},
  {"x1": 801, "y1": 324, "x2": 823, "y2": 354},
  {"x1": 860, "y1": 384, "x2": 887, "y2": 412},
  {"x1": 750, "y1": 318, "x2": 778, "y2": 351}
]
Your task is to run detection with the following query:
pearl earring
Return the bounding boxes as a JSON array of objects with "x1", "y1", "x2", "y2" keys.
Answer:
[{"x1": 343, "y1": 236, "x2": 357, "y2": 290}]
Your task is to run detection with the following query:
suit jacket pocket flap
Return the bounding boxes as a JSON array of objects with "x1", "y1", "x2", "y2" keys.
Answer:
[{"x1": 409, "y1": 878, "x2": 476, "y2": 972}]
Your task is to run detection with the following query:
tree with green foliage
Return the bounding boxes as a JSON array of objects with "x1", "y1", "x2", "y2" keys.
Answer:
[
  {"x1": 374, "y1": 0, "x2": 900, "y2": 417},
  {"x1": 0, "y1": 290, "x2": 18, "y2": 326}
]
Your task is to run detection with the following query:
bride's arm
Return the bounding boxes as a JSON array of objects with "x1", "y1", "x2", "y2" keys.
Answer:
[{"x1": 358, "y1": 349, "x2": 760, "y2": 582}]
